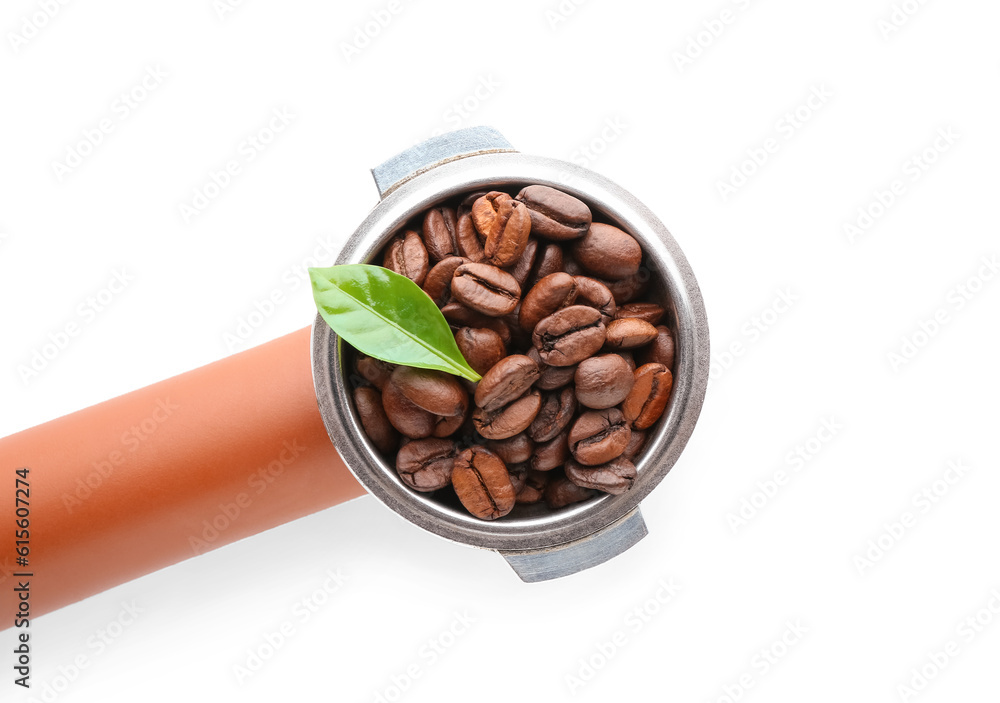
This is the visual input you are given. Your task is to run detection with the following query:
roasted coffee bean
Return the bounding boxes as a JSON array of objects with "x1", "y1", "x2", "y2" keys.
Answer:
[
  {"x1": 529, "y1": 387, "x2": 577, "y2": 442},
  {"x1": 508, "y1": 464, "x2": 528, "y2": 494},
  {"x1": 636, "y1": 325, "x2": 675, "y2": 369},
  {"x1": 519, "y1": 272, "x2": 578, "y2": 334},
  {"x1": 501, "y1": 305, "x2": 532, "y2": 350},
  {"x1": 572, "y1": 223, "x2": 641, "y2": 280},
  {"x1": 622, "y1": 429, "x2": 647, "y2": 460},
  {"x1": 531, "y1": 429, "x2": 570, "y2": 471},
  {"x1": 604, "y1": 318, "x2": 659, "y2": 350},
  {"x1": 529, "y1": 243, "x2": 564, "y2": 289},
  {"x1": 451, "y1": 262, "x2": 521, "y2": 317},
  {"x1": 451, "y1": 446, "x2": 516, "y2": 520},
  {"x1": 474, "y1": 354, "x2": 540, "y2": 411},
  {"x1": 616, "y1": 351, "x2": 636, "y2": 371},
  {"x1": 455, "y1": 191, "x2": 487, "y2": 262},
  {"x1": 396, "y1": 438, "x2": 457, "y2": 492},
  {"x1": 423, "y1": 256, "x2": 468, "y2": 306},
  {"x1": 603, "y1": 270, "x2": 649, "y2": 304},
  {"x1": 472, "y1": 388, "x2": 541, "y2": 440},
  {"x1": 354, "y1": 387, "x2": 399, "y2": 455},
  {"x1": 616, "y1": 302, "x2": 666, "y2": 326},
  {"x1": 565, "y1": 457, "x2": 636, "y2": 495},
  {"x1": 391, "y1": 365, "x2": 468, "y2": 417},
  {"x1": 471, "y1": 192, "x2": 532, "y2": 267},
  {"x1": 515, "y1": 185, "x2": 592, "y2": 240},
  {"x1": 532, "y1": 305, "x2": 607, "y2": 367},
  {"x1": 574, "y1": 354, "x2": 634, "y2": 409},
  {"x1": 562, "y1": 255, "x2": 584, "y2": 277},
  {"x1": 573, "y1": 276, "x2": 617, "y2": 325},
  {"x1": 526, "y1": 347, "x2": 576, "y2": 390},
  {"x1": 544, "y1": 475, "x2": 596, "y2": 509},
  {"x1": 433, "y1": 412, "x2": 465, "y2": 438},
  {"x1": 382, "y1": 380, "x2": 435, "y2": 439},
  {"x1": 516, "y1": 469, "x2": 549, "y2": 504},
  {"x1": 382, "y1": 229, "x2": 429, "y2": 285},
  {"x1": 622, "y1": 363, "x2": 673, "y2": 430},
  {"x1": 485, "y1": 432, "x2": 535, "y2": 465},
  {"x1": 508, "y1": 238, "x2": 538, "y2": 290},
  {"x1": 568, "y1": 408, "x2": 631, "y2": 466},
  {"x1": 422, "y1": 206, "x2": 461, "y2": 262},
  {"x1": 441, "y1": 302, "x2": 512, "y2": 345},
  {"x1": 355, "y1": 354, "x2": 394, "y2": 390},
  {"x1": 454, "y1": 327, "x2": 506, "y2": 376}
]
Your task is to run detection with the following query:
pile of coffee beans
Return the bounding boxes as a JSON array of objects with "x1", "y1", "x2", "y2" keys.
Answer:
[{"x1": 350, "y1": 185, "x2": 675, "y2": 520}]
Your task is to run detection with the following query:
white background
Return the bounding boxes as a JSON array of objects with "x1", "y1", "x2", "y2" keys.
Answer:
[{"x1": 2, "y1": 0, "x2": 999, "y2": 701}]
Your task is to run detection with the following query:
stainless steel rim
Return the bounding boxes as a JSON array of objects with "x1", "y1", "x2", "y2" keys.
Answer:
[{"x1": 311, "y1": 151, "x2": 710, "y2": 552}]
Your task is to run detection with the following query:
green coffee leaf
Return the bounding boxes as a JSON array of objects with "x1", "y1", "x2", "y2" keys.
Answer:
[{"x1": 309, "y1": 264, "x2": 481, "y2": 382}]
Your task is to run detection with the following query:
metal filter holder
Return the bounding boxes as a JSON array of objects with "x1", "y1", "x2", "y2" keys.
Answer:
[{"x1": 311, "y1": 127, "x2": 709, "y2": 582}]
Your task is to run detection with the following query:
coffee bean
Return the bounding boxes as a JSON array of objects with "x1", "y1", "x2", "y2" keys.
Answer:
[
  {"x1": 353, "y1": 387, "x2": 399, "y2": 455},
  {"x1": 603, "y1": 270, "x2": 649, "y2": 304},
  {"x1": 382, "y1": 229, "x2": 429, "y2": 286},
  {"x1": 471, "y1": 192, "x2": 532, "y2": 267},
  {"x1": 531, "y1": 429, "x2": 570, "y2": 472},
  {"x1": 391, "y1": 365, "x2": 468, "y2": 417},
  {"x1": 382, "y1": 380, "x2": 436, "y2": 439},
  {"x1": 451, "y1": 446, "x2": 516, "y2": 520},
  {"x1": 474, "y1": 354, "x2": 540, "y2": 411},
  {"x1": 456, "y1": 191, "x2": 487, "y2": 263},
  {"x1": 572, "y1": 223, "x2": 641, "y2": 280},
  {"x1": 422, "y1": 206, "x2": 460, "y2": 262},
  {"x1": 636, "y1": 325, "x2": 675, "y2": 370},
  {"x1": 451, "y1": 262, "x2": 521, "y2": 317},
  {"x1": 568, "y1": 408, "x2": 631, "y2": 466},
  {"x1": 573, "y1": 276, "x2": 617, "y2": 325},
  {"x1": 485, "y1": 432, "x2": 535, "y2": 465},
  {"x1": 562, "y1": 255, "x2": 584, "y2": 277},
  {"x1": 574, "y1": 354, "x2": 634, "y2": 409},
  {"x1": 526, "y1": 346, "x2": 576, "y2": 390},
  {"x1": 616, "y1": 302, "x2": 666, "y2": 326},
  {"x1": 616, "y1": 351, "x2": 636, "y2": 371},
  {"x1": 454, "y1": 327, "x2": 506, "y2": 376},
  {"x1": 516, "y1": 185, "x2": 592, "y2": 240},
  {"x1": 508, "y1": 238, "x2": 538, "y2": 290},
  {"x1": 441, "y1": 302, "x2": 512, "y2": 345},
  {"x1": 355, "y1": 354, "x2": 394, "y2": 390},
  {"x1": 532, "y1": 305, "x2": 607, "y2": 367},
  {"x1": 519, "y1": 272, "x2": 578, "y2": 334},
  {"x1": 604, "y1": 318, "x2": 658, "y2": 349},
  {"x1": 423, "y1": 256, "x2": 468, "y2": 306},
  {"x1": 622, "y1": 363, "x2": 673, "y2": 430},
  {"x1": 544, "y1": 474, "x2": 596, "y2": 509},
  {"x1": 472, "y1": 388, "x2": 541, "y2": 440},
  {"x1": 516, "y1": 469, "x2": 549, "y2": 504},
  {"x1": 508, "y1": 464, "x2": 528, "y2": 494},
  {"x1": 565, "y1": 457, "x2": 636, "y2": 495},
  {"x1": 529, "y1": 387, "x2": 577, "y2": 442},
  {"x1": 529, "y1": 243, "x2": 564, "y2": 289},
  {"x1": 396, "y1": 438, "x2": 457, "y2": 492},
  {"x1": 433, "y1": 412, "x2": 465, "y2": 438},
  {"x1": 622, "y1": 429, "x2": 647, "y2": 460}
]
